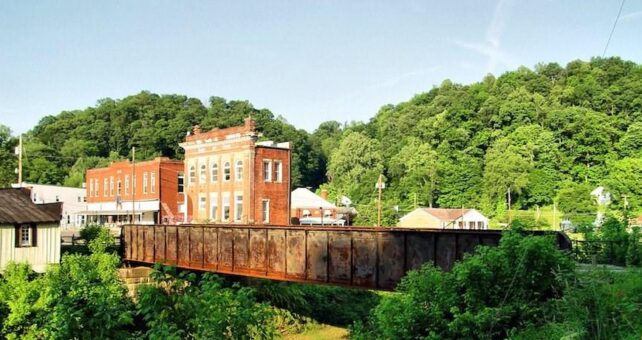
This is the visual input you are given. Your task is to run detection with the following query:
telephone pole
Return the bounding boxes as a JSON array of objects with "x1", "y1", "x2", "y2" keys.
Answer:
[
  {"x1": 376, "y1": 174, "x2": 385, "y2": 227},
  {"x1": 131, "y1": 147, "x2": 136, "y2": 224},
  {"x1": 16, "y1": 135, "x2": 23, "y2": 186}
]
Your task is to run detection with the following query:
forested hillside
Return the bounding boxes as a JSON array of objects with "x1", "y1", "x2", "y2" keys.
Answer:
[
  {"x1": 316, "y1": 57, "x2": 642, "y2": 224},
  {"x1": 1, "y1": 57, "x2": 641, "y2": 224}
]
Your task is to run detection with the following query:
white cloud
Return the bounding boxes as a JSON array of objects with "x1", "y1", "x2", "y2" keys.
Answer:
[
  {"x1": 451, "y1": 0, "x2": 516, "y2": 74},
  {"x1": 621, "y1": 10, "x2": 642, "y2": 21}
]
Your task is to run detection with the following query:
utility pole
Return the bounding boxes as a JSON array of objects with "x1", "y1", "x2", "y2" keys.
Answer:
[
  {"x1": 376, "y1": 174, "x2": 385, "y2": 227},
  {"x1": 131, "y1": 147, "x2": 136, "y2": 225},
  {"x1": 16, "y1": 135, "x2": 23, "y2": 186}
]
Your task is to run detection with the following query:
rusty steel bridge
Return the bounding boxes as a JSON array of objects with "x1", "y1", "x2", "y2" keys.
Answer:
[{"x1": 123, "y1": 224, "x2": 571, "y2": 290}]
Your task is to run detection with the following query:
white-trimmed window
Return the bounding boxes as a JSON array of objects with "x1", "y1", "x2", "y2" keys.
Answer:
[
  {"x1": 89, "y1": 180, "x2": 94, "y2": 197},
  {"x1": 210, "y1": 193, "x2": 218, "y2": 221},
  {"x1": 262, "y1": 199, "x2": 270, "y2": 223},
  {"x1": 109, "y1": 177, "x2": 114, "y2": 196},
  {"x1": 103, "y1": 178, "x2": 108, "y2": 197},
  {"x1": 143, "y1": 172, "x2": 148, "y2": 194},
  {"x1": 199, "y1": 164, "x2": 206, "y2": 183},
  {"x1": 274, "y1": 160, "x2": 283, "y2": 182},
  {"x1": 235, "y1": 160, "x2": 243, "y2": 181},
  {"x1": 16, "y1": 224, "x2": 35, "y2": 247},
  {"x1": 234, "y1": 193, "x2": 243, "y2": 222},
  {"x1": 178, "y1": 174, "x2": 184, "y2": 193},
  {"x1": 211, "y1": 162, "x2": 218, "y2": 182},
  {"x1": 223, "y1": 162, "x2": 231, "y2": 181},
  {"x1": 189, "y1": 165, "x2": 196, "y2": 184},
  {"x1": 21, "y1": 226, "x2": 31, "y2": 246},
  {"x1": 199, "y1": 193, "x2": 206, "y2": 211},
  {"x1": 125, "y1": 175, "x2": 130, "y2": 195},
  {"x1": 263, "y1": 160, "x2": 272, "y2": 182},
  {"x1": 117, "y1": 180, "x2": 122, "y2": 196},
  {"x1": 151, "y1": 172, "x2": 156, "y2": 193},
  {"x1": 222, "y1": 193, "x2": 230, "y2": 221}
]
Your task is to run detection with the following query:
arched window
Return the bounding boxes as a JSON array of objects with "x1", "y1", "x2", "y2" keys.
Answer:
[
  {"x1": 189, "y1": 165, "x2": 196, "y2": 183},
  {"x1": 200, "y1": 164, "x2": 207, "y2": 183},
  {"x1": 211, "y1": 162, "x2": 218, "y2": 182},
  {"x1": 224, "y1": 162, "x2": 231, "y2": 181},
  {"x1": 235, "y1": 160, "x2": 243, "y2": 181}
]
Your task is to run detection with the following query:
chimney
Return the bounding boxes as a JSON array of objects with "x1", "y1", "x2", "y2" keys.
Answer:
[
  {"x1": 320, "y1": 189, "x2": 329, "y2": 201},
  {"x1": 244, "y1": 117, "x2": 256, "y2": 131}
]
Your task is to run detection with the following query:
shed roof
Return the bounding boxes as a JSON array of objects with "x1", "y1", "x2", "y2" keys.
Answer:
[
  {"x1": 0, "y1": 188, "x2": 62, "y2": 224},
  {"x1": 291, "y1": 188, "x2": 335, "y2": 209}
]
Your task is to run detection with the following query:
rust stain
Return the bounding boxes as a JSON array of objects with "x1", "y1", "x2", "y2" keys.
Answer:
[{"x1": 122, "y1": 224, "x2": 571, "y2": 290}]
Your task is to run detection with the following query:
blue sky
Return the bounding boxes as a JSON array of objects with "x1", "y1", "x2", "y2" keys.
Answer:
[{"x1": 1, "y1": 0, "x2": 641, "y2": 135}]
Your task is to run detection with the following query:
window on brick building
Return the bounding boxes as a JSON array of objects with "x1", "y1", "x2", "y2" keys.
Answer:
[
  {"x1": 199, "y1": 194, "x2": 206, "y2": 211},
  {"x1": 210, "y1": 193, "x2": 218, "y2": 221},
  {"x1": 222, "y1": 193, "x2": 230, "y2": 221},
  {"x1": 224, "y1": 162, "x2": 231, "y2": 181},
  {"x1": 103, "y1": 178, "x2": 108, "y2": 197},
  {"x1": 178, "y1": 174, "x2": 184, "y2": 193},
  {"x1": 109, "y1": 177, "x2": 114, "y2": 196},
  {"x1": 200, "y1": 164, "x2": 206, "y2": 183},
  {"x1": 234, "y1": 194, "x2": 243, "y2": 222},
  {"x1": 143, "y1": 172, "x2": 148, "y2": 194},
  {"x1": 189, "y1": 165, "x2": 196, "y2": 183},
  {"x1": 89, "y1": 180, "x2": 94, "y2": 197},
  {"x1": 274, "y1": 160, "x2": 283, "y2": 182},
  {"x1": 235, "y1": 160, "x2": 243, "y2": 181},
  {"x1": 263, "y1": 160, "x2": 272, "y2": 182},
  {"x1": 211, "y1": 163, "x2": 218, "y2": 182},
  {"x1": 151, "y1": 172, "x2": 156, "y2": 193},
  {"x1": 262, "y1": 199, "x2": 270, "y2": 223},
  {"x1": 117, "y1": 180, "x2": 122, "y2": 196},
  {"x1": 125, "y1": 175, "x2": 130, "y2": 195}
]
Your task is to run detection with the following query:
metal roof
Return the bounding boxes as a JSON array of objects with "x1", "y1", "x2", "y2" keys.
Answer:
[
  {"x1": 0, "y1": 188, "x2": 62, "y2": 224},
  {"x1": 291, "y1": 188, "x2": 335, "y2": 209}
]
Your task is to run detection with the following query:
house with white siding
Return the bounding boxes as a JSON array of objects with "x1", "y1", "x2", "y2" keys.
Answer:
[
  {"x1": 0, "y1": 188, "x2": 62, "y2": 273},
  {"x1": 398, "y1": 208, "x2": 489, "y2": 230},
  {"x1": 12, "y1": 182, "x2": 87, "y2": 229}
]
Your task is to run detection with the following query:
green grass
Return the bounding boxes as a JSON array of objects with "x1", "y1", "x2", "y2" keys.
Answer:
[{"x1": 283, "y1": 324, "x2": 347, "y2": 340}]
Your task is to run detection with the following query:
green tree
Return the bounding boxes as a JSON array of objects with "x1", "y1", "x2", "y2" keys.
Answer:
[
  {"x1": 327, "y1": 131, "x2": 383, "y2": 203},
  {"x1": 483, "y1": 138, "x2": 531, "y2": 209}
]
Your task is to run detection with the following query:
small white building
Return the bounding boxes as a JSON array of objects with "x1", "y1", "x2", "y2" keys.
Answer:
[
  {"x1": 291, "y1": 188, "x2": 344, "y2": 225},
  {"x1": 398, "y1": 208, "x2": 489, "y2": 230},
  {"x1": 0, "y1": 188, "x2": 62, "y2": 273},
  {"x1": 12, "y1": 182, "x2": 87, "y2": 229}
]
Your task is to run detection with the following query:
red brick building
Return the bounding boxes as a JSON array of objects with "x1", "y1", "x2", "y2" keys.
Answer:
[
  {"x1": 85, "y1": 157, "x2": 184, "y2": 225},
  {"x1": 179, "y1": 118, "x2": 291, "y2": 225}
]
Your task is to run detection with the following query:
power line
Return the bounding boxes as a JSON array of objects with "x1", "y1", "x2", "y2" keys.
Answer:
[{"x1": 602, "y1": 0, "x2": 626, "y2": 57}]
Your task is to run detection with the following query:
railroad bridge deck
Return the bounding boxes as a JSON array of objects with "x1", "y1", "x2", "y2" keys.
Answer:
[{"x1": 123, "y1": 224, "x2": 571, "y2": 290}]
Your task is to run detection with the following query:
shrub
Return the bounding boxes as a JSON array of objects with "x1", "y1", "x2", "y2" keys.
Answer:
[
  {"x1": 253, "y1": 280, "x2": 380, "y2": 326},
  {"x1": 79, "y1": 223, "x2": 105, "y2": 243},
  {"x1": 0, "y1": 252, "x2": 133, "y2": 339},
  {"x1": 351, "y1": 231, "x2": 575, "y2": 339},
  {"x1": 137, "y1": 265, "x2": 277, "y2": 339}
]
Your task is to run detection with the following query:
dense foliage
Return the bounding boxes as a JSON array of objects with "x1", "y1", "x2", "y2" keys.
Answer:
[
  {"x1": 137, "y1": 266, "x2": 276, "y2": 339},
  {"x1": 350, "y1": 230, "x2": 642, "y2": 339},
  {"x1": 317, "y1": 57, "x2": 642, "y2": 223},
  {"x1": 0, "y1": 229, "x2": 277, "y2": 339},
  {"x1": 0, "y1": 230, "x2": 133, "y2": 339}
]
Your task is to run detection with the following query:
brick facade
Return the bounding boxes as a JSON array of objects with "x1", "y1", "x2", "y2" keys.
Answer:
[
  {"x1": 179, "y1": 118, "x2": 291, "y2": 225},
  {"x1": 86, "y1": 157, "x2": 184, "y2": 224}
]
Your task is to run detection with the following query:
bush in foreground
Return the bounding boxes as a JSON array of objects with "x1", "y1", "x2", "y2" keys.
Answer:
[{"x1": 351, "y1": 231, "x2": 576, "y2": 339}]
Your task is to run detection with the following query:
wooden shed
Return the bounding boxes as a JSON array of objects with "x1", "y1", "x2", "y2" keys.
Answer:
[{"x1": 0, "y1": 188, "x2": 62, "y2": 273}]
